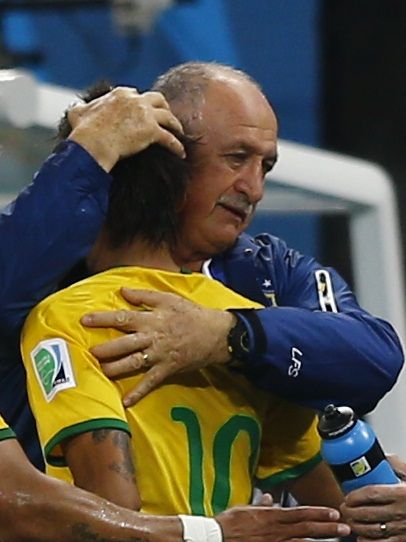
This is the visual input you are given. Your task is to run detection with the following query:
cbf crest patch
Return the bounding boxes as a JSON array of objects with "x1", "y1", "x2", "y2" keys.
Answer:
[{"x1": 31, "y1": 338, "x2": 76, "y2": 402}]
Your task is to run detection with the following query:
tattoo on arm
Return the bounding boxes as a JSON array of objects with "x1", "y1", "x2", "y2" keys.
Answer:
[{"x1": 91, "y1": 429, "x2": 135, "y2": 483}]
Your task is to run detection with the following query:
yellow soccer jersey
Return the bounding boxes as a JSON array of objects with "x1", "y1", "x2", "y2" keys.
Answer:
[
  {"x1": 21, "y1": 267, "x2": 321, "y2": 515},
  {"x1": 0, "y1": 415, "x2": 16, "y2": 441}
]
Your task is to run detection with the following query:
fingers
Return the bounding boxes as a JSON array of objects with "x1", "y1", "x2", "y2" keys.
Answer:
[
  {"x1": 91, "y1": 332, "x2": 150, "y2": 362},
  {"x1": 342, "y1": 503, "x2": 392, "y2": 524},
  {"x1": 156, "y1": 125, "x2": 186, "y2": 158},
  {"x1": 140, "y1": 105, "x2": 185, "y2": 158},
  {"x1": 67, "y1": 101, "x2": 86, "y2": 128},
  {"x1": 345, "y1": 486, "x2": 399, "y2": 507},
  {"x1": 120, "y1": 287, "x2": 174, "y2": 308},
  {"x1": 83, "y1": 288, "x2": 194, "y2": 319},
  {"x1": 100, "y1": 352, "x2": 149, "y2": 378},
  {"x1": 281, "y1": 506, "x2": 341, "y2": 524},
  {"x1": 82, "y1": 309, "x2": 142, "y2": 332},
  {"x1": 67, "y1": 86, "x2": 186, "y2": 169},
  {"x1": 288, "y1": 519, "x2": 350, "y2": 539},
  {"x1": 217, "y1": 504, "x2": 350, "y2": 541},
  {"x1": 294, "y1": 522, "x2": 351, "y2": 538},
  {"x1": 279, "y1": 507, "x2": 350, "y2": 536},
  {"x1": 81, "y1": 289, "x2": 167, "y2": 329},
  {"x1": 123, "y1": 90, "x2": 185, "y2": 157},
  {"x1": 347, "y1": 522, "x2": 389, "y2": 540},
  {"x1": 122, "y1": 362, "x2": 177, "y2": 407},
  {"x1": 342, "y1": 491, "x2": 406, "y2": 541},
  {"x1": 152, "y1": 104, "x2": 184, "y2": 135},
  {"x1": 346, "y1": 518, "x2": 403, "y2": 542}
]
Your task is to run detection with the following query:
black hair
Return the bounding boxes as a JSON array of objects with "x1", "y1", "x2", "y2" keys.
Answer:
[{"x1": 57, "y1": 81, "x2": 192, "y2": 249}]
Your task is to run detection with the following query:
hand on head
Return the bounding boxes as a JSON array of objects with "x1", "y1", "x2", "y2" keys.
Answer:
[{"x1": 67, "y1": 86, "x2": 185, "y2": 172}]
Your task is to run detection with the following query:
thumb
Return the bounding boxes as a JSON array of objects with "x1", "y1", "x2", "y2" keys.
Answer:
[
  {"x1": 251, "y1": 488, "x2": 274, "y2": 506},
  {"x1": 258, "y1": 493, "x2": 274, "y2": 506}
]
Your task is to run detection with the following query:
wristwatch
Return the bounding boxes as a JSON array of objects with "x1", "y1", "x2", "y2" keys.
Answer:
[{"x1": 227, "y1": 312, "x2": 250, "y2": 364}]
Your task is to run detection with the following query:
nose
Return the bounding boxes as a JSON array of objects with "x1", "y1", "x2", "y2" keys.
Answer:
[{"x1": 233, "y1": 161, "x2": 265, "y2": 204}]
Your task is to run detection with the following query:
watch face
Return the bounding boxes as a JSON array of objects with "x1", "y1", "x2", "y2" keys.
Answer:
[{"x1": 228, "y1": 317, "x2": 249, "y2": 362}]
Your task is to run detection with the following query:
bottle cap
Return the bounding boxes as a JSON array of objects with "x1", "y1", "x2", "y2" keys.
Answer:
[{"x1": 317, "y1": 404, "x2": 357, "y2": 439}]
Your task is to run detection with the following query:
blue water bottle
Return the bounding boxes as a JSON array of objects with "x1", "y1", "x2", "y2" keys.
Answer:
[{"x1": 317, "y1": 404, "x2": 399, "y2": 494}]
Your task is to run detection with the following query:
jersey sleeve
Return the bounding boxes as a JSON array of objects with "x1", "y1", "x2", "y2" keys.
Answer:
[
  {"x1": 239, "y1": 234, "x2": 404, "y2": 415},
  {"x1": 20, "y1": 297, "x2": 129, "y2": 468},
  {"x1": 255, "y1": 399, "x2": 321, "y2": 490}
]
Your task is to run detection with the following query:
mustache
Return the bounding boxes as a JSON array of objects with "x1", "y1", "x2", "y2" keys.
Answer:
[{"x1": 216, "y1": 194, "x2": 254, "y2": 219}]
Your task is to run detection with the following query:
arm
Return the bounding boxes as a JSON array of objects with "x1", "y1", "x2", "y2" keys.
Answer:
[
  {"x1": 225, "y1": 233, "x2": 403, "y2": 415},
  {"x1": 0, "y1": 140, "x2": 110, "y2": 336},
  {"x1": 0, "y1": 437, "x2": 351, "y2": 542},
  {"x1": 21, "y1": 300, "x2": 141, "y2": 509},
  {"x1": 256, "y1": 400, "x2": 343, "y2": 511},
  {"x1": 0, "y1": 436, "x2": 173, "y2": 542},
  {"x1": 282, "y1": 461, "x2": 343, "y2": 510},
  {"x1": 0, "y1": 86, "x2": 185, "y2": 337},
  {"x1": 61, "y1": 428, "x2": 141, "y2": 510}
]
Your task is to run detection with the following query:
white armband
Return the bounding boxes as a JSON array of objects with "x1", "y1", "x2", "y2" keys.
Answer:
[{"x1": 178, "y1": 515, "x2": 223, "y2": 542}]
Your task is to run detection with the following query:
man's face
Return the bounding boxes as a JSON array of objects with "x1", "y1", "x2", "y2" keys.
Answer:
[{"x1": 175, "y1": 78, "x2": 278, "y2": 262}]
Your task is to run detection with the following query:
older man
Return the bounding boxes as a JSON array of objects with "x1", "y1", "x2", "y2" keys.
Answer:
[{"x1": 81, "y1": 63, "x2": 403, "y2": 412}]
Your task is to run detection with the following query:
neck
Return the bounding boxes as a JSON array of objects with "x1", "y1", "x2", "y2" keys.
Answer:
[
  {"x1": 87, "y1": 232, "x2": 182, "y2": 274},
  {"x1": 171, "y1": 238, "x2": 230, "y2": 272},
  {"x1": 171, "y1": 249, "x2": 205, "y2": 272}
]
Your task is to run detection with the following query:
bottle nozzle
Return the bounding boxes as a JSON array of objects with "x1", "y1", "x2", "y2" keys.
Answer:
[
  {"x1": 318, "y1": 404, "x2": 356, "y2": 439},
  {"x1": 324, "y1": 404, "x2": 338, "y2": 418}
]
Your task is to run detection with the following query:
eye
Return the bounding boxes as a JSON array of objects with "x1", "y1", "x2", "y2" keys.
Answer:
[
  {"x1": 225, "y1": 153, "x2": 247, "y2": 167},
  {"x1": 262, "y1": 160, "x2": 275, "y2": 175}
]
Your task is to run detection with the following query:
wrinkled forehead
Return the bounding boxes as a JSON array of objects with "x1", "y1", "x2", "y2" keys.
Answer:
[{"x1": 186, "y1": 77, "x2": 278, "y2": 136}]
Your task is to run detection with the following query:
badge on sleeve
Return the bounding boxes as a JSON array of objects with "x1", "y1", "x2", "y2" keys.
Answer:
[{"x1": 31, "y1": 338, "x2": 76, "y2": 402}]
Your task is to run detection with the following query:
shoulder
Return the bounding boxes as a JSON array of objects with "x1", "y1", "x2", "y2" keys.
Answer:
[
  {"x1": 24, "y1": 271, "x2": 119, "y2": 330},
  {"x1": 229, "y1": 232, "x2": 308, "y2": 272},
  {"x1": 233, "y1": 232, "x2": 290, "y2": 256}
]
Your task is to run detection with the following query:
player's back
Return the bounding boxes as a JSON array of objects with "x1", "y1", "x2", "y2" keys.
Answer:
[{"x1": 21, "y1": 267, "x2": 321, "y2": 515}]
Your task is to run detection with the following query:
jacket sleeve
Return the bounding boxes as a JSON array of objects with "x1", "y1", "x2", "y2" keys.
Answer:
[
  {"x1": 0, "y1": 140, "x2": 112, "y2": 336},
  {"x1": 236, "y1": 235, "x2": 404, "y2": 415}
]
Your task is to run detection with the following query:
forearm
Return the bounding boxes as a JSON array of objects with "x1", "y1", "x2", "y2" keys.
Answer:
[
  {"x1": 285, "y1": 461, "x2": 344, "y2": 510},
  {"x1": 0, "y1": 440, "x2": 180, "y2": 542},
  {"x1": 239, "y1": 307, "x2": 403, "y2": 414},
  {"x1": 219, "y1": 233, "x2": 404, "y2": 414},
  {"x1": 0, "y1": 471, "x2": 180, "y2": 542},
  {"x1": 0, "y1": 470, "x2": 351, "y2": 542}
]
